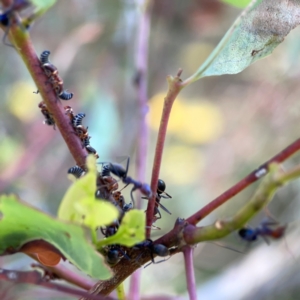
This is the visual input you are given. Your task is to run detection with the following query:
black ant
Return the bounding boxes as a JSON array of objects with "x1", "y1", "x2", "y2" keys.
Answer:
[
  {"x1": 99, "y1": 158, "x2": 152, "y2": 207},
  {"x1": 143, "y1": 179, "x2": 172, "y2": 223},
  {"x1": 67, "y1": 166, "x2": 85, "y2": 179},
  {"x1": 133, "y1": 239, "x2": 170, "y2": 267},
  {"x1": 105, "y1": 245, "x2": 130, "y2": 266},
  {"x1": 38, "y1": 101, "x2": 55, "y2": 129},
  {"x1": 238, "y1": 220, "x2": 287, "y2": 244}
]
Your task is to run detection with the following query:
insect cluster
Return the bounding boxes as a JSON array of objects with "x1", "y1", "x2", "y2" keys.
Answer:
[{"x1": 68, "y1": 158, "x2": 173, "y2": 266}]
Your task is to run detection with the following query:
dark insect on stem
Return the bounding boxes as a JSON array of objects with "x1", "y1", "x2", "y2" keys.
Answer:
[
  {"x1": 72, "y1": 113, "x2": 86, "y2": 127},
  {"x1": 67, "y1": 165, "x2": 86, "y2": 179},
  {"x1": 99, "y1": 158, "x2": 152, "y2": 207},
  {"x1": 39, "y1": 50, "x2": 73, "y2": 100},
  {"x1": 143, "y1": 179, "x2": 172, "y2": 224},
  {"x1": 59, "y1": 90, "x2": 73, "y2": 100},
  {"x1": 40, "y1": 50, "x2": 51, "y2": 64},
  {"x1": 83, "y1": 136, "x2": 99, "y2": 159},
  {"x1": 238, "y1": 220, "x2": 287, "y2": 244},
  {"x1": 134, "y1": 239, "x2": 170, "y2": 267},
  {"x1": 38, "y1": 101, "x2": 55, "y2": 129}
]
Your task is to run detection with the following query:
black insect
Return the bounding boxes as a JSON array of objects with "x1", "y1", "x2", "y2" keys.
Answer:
[
  {"x1": 67, "y1": 166, "x2": 85, "y2": 179},
  {"x1": 58, "y1": 90, "x2": 73, "y2": 101},
  {"x1": 72, "y1": 113, "x2": 86, "y2": 128},
  {"x1": 100, "y1": 158, "x2": 152, "y2": 207},
  {"x1": 238, "y1": 220, "x2": 286, "y2": 244},
  {"x1": 143, "y1": 179, "x2": 172, "y2": 222},
  {"x1": 40, "y1": 50, "x2": 51, "y2": 65},
  {"x1": 134, "y1": 239, "x2": 170, "y2": 267},
  {"x1": 105, "y1": 245, "x2": 129, "y2": 266},
  {"x1": 101, "y1": 164, "x2": 111, "y2": 177},
  {"x1": 38, "y1": 101, "x2": 55, "y2": 129},
  {"x1": 83, "y1": 136, "x2": 99, "y2": 158},
  {"x1": 39, "y1": 50, "x2": 74, "y2": 101}
]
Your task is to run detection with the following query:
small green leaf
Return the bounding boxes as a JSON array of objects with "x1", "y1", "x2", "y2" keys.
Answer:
[
  {"x1": 186, "y1": 0, "x2": 300, "y2": 82},
  {"x1": 58, "y1": 155, "x2": 119, "y2": 229},
  {"x1": 0, "y1": 195, "x2": 111, "y2": 279},
  {"x1": 97, "y1": 210, "x2": 145, "y2": 248},
  {"x1": 221, "y1": 0, "x2": 251, "y2": 8},
  {"x1": 29, "y1": 0, "x2": 56, "y2": 10}
]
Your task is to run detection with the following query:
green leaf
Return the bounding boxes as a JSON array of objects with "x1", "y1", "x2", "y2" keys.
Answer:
[
  {"x1": 221, "y1": 0, "x2": 251, "y2": 8},
  {"x1": 96, "y1": 210, "x2": 145, "y2": 248},
  {"x1": 186, "y1": 0, "x2": 300, "y2": 82},
  {"x1": 0, "y1": 194, "x2": 111, "y2": 279},
  {"x1": 29, "y1": 0, "x2": 56, "y2": 10},
  {"x1": 58, "y1": 155, "x2": 119, "y2": 229}
]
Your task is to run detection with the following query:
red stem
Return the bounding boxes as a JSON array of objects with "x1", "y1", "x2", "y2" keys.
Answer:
[
  {"x1": 7, "y1": 14, "x2": 88, "y2": 168},
  {"x1": 186, "y1": 137, "x2": 300, "y2": 225},
  {"x1": 0, "y1": 268, "x2": 111, "y2": 300},
  {"x1": 182, "y1": 246, "x2": 197, "y2": 300},
  {"x1": 146, "y1": 70, "x2": 183, "y2": 238}
]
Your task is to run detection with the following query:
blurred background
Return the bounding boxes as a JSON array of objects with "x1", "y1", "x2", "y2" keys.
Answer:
[{"x1": 1, "y1": 0, "x2": 300, "y2": 299}]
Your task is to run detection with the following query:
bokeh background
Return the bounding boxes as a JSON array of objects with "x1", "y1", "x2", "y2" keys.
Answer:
[{"x1": 1, "y1": 0, "x2": 300, "y2": 299}]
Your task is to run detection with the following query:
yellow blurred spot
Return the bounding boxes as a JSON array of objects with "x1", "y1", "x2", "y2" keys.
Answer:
[
  {"x1": 160, "y1": 145, "x2": 204, "y2": 185},
  {"x1": 148, "y1": 94, "x2": 223, "y2": 144},
  {"x1": 0, "y1": 136, "x2": 22, "y2": 168},
  {"x1": 7, "y1": 81, "x2": 38, "y2": 122},
  {"x1": 180, "y1": 42, "x2": 214, "y2": 74}
]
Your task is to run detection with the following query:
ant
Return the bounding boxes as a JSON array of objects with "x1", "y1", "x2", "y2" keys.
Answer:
[
  {"x1": 38, "y1": 101, "x2": 55, "y2": 129},
  {"x1": 99, "y1": 158, "x2": 152, "y2": 207},
  {"x1": 133, "y1": 239, "x2": 170, "y2": 267},
  {"x1": 67, "y1": 166, "x2": 85, "y2": 179},
  {"x1": 143, "y1": 179, "x2": 172, "y2": 222},
  {"x1": 238, "y1": 220, "x2": 287, "y2": 244},
  {"x1": 104, "y1": 244, "x2": 130, "y2": 266},
  {"x1": 39, "y1": 50, "x2": 73, "y2": 100}
]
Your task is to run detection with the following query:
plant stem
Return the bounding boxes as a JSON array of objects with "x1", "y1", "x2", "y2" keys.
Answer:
[
  {"x1": 0, "y1": 268, "x2": 111, "y2": 300},
  {"x1": 130, "y1": 0, "x2": 152, "y2": 297},
  {"x1": 5, "y1": 13, "x2": 88, "y2": 168},
  {"x1": 182, "y1": 246, "x2": 197, "y2": 300},
  {"x1": 183, "y1": 163, "x2": 294, "y2": 244},
  {"x1": 146, "y1": 69, "x2": 183, "y2": 238},
  {"x1": 186, "y1": 137, "x2": 300, "y2": 226}
]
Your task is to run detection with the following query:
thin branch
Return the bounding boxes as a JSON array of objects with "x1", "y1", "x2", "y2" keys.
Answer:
[
  {"x1": 0, "y1": 268, "x2": 113, "y2": 300},
  {"x1": 35, "y1": 263, "x2": 97, "y2": 291},
  {"x1": 4, "y1": 11, "x2": 88, "y2": 168},
  {"x1": 130, "y1": 0, "x2": 153, "y2": 298},
  {"x1": 146, "y1": 69, "x2": 183, "y2": 238},
  {"x1": 183, "y1": 163, "x2": 295, "y2": 244},
  {"x1": 186, "y1": 137, "x2": 300, "y2": 226},
  {"x1": 182, "y1": 246, "x2": 197, "y2": 300}
]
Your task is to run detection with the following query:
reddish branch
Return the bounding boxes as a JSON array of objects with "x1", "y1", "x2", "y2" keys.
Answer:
[
  {"x1": 146, "y1": 69, "x2": 183, "y2": 238},
  {"x1": 0, "y1": 268, "x2": 112, "y2": 300},
  {"x1": 186, "y1": 137, "x2": 300, "y2": 225},
  {"x1": 5, "y1": 11, "x2": 88, "y2": 168}
]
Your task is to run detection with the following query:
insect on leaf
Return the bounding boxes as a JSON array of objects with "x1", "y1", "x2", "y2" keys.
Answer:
[
  {"x1": 0, "y1": 194, "x2": 111, "y2": 279},
  {"x1": 97, "y1": 210, "x2": 145, "y2": 248},
  {"x1": 58, "y1": 155, "x2": 119, "y2": 229}
]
